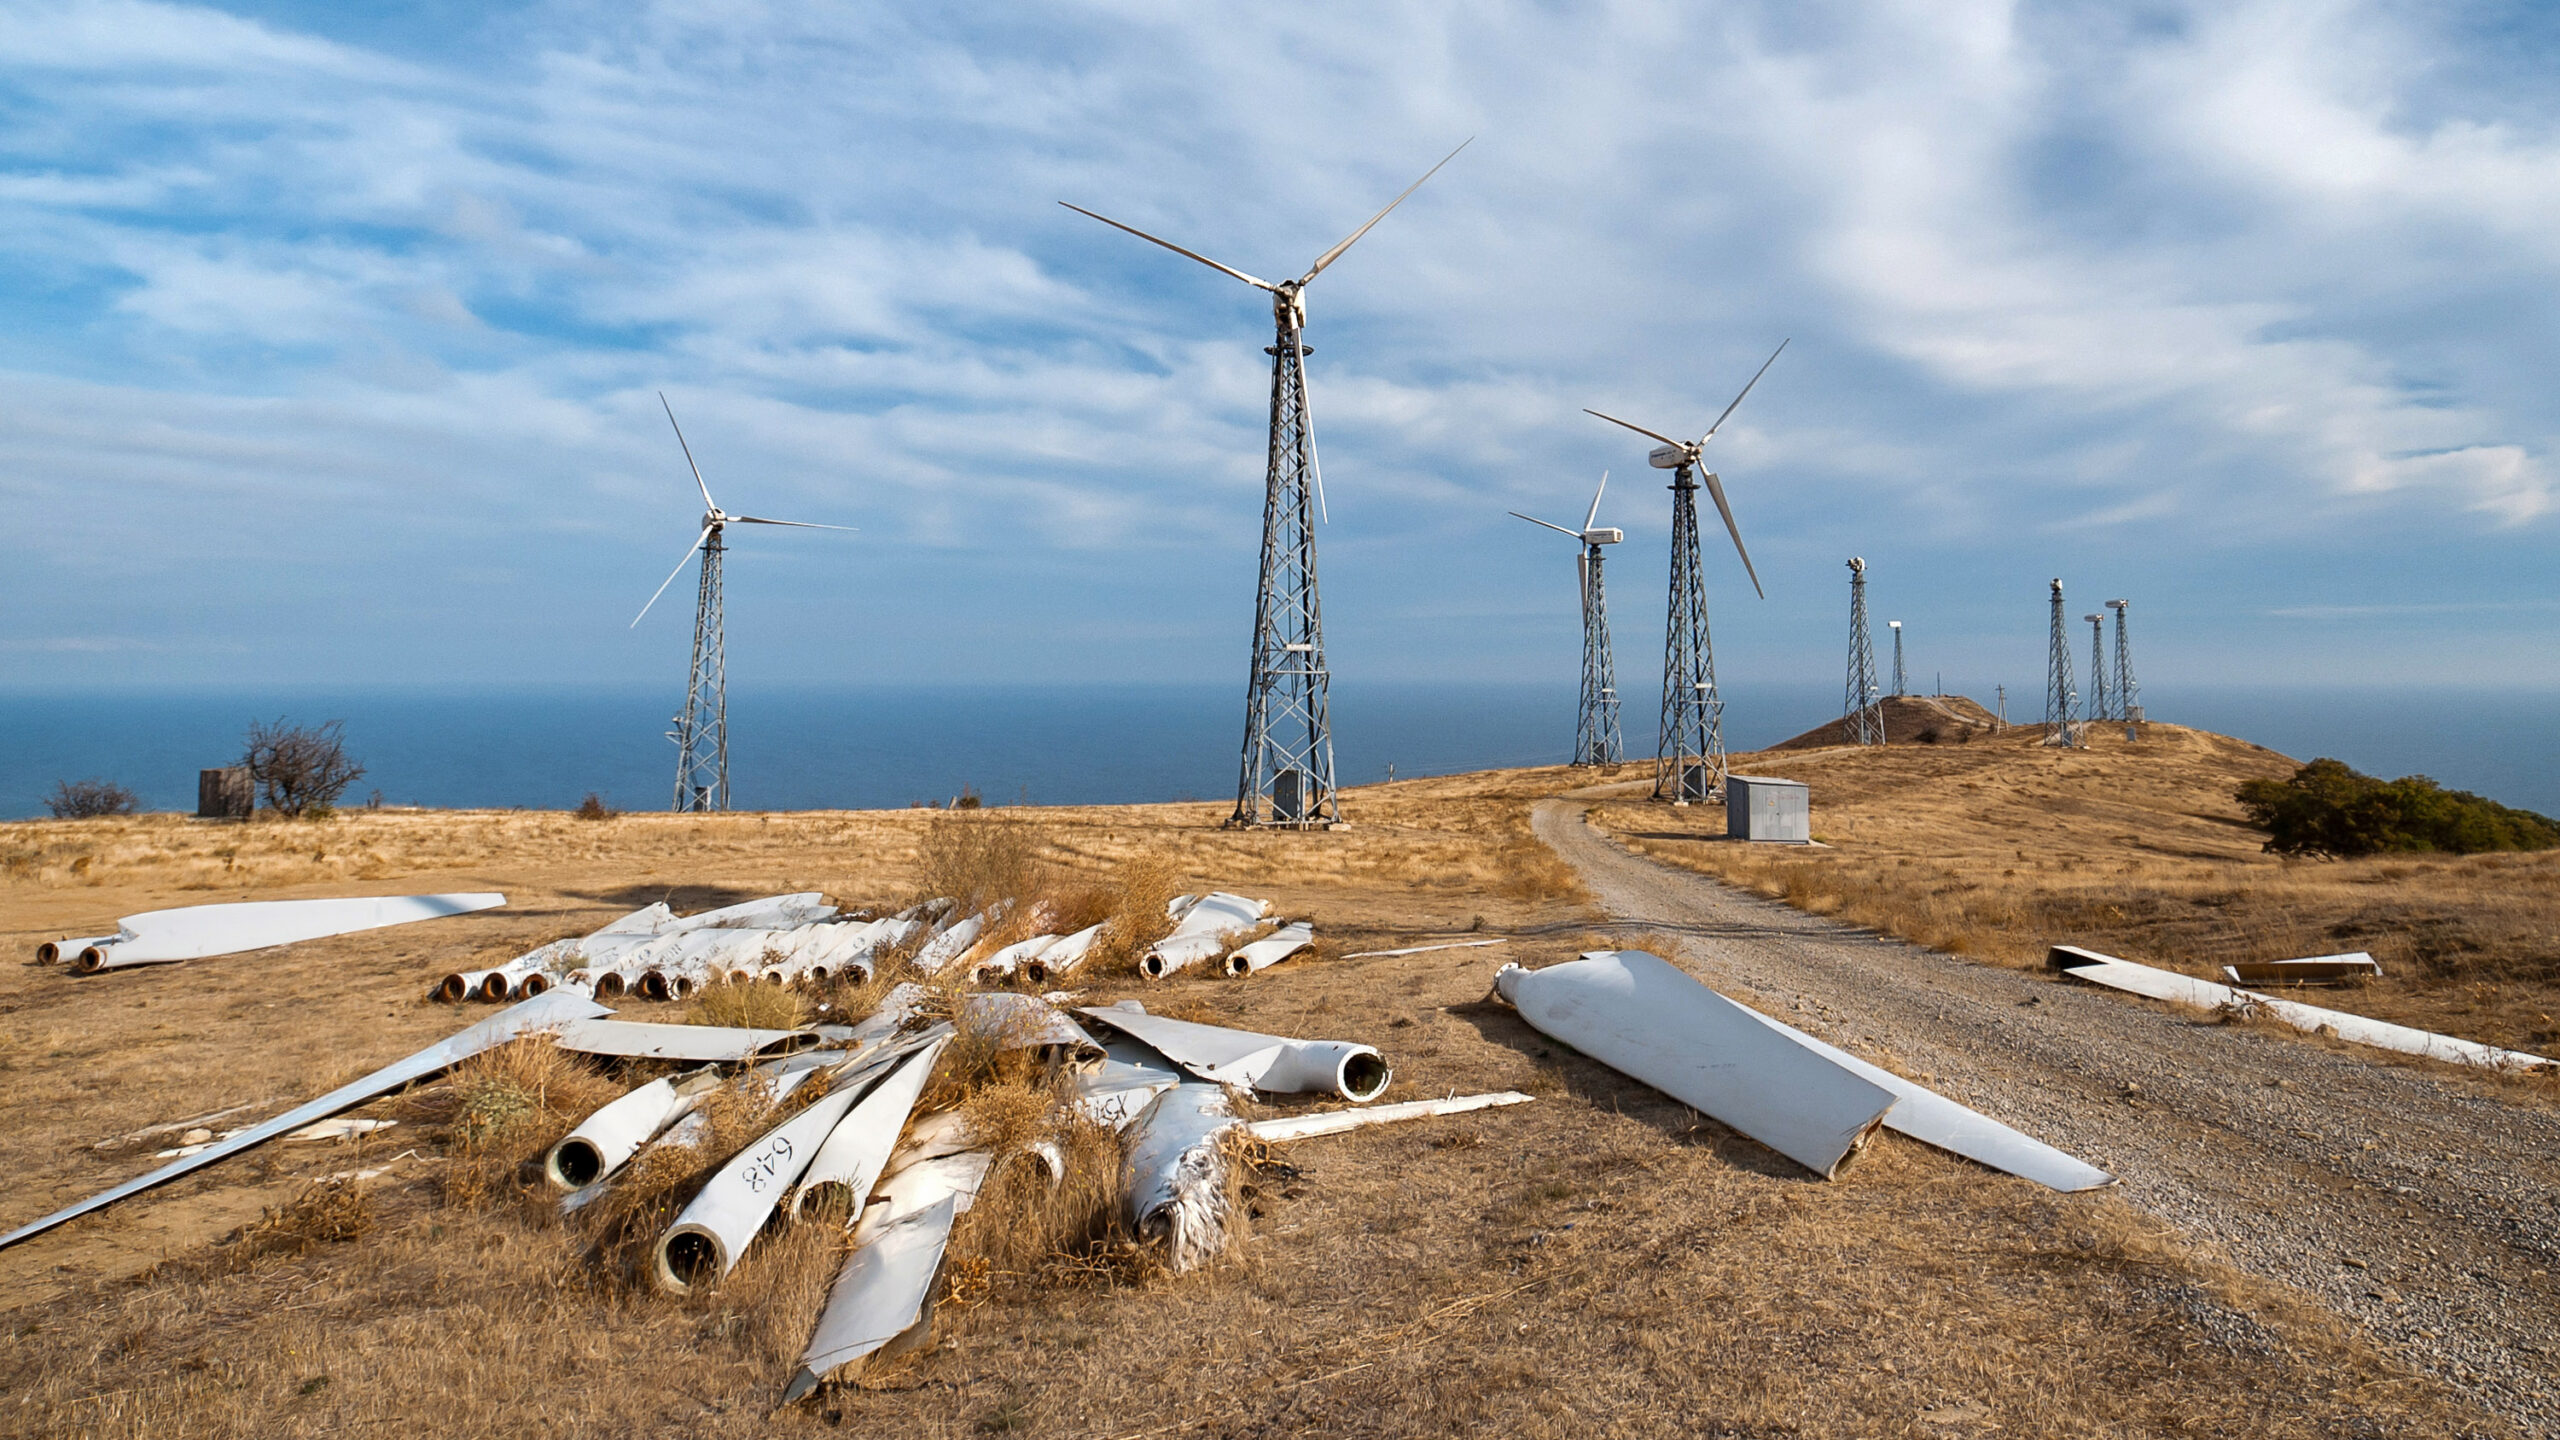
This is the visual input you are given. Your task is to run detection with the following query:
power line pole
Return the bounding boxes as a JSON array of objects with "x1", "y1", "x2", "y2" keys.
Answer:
[
  {"x1": 2044, "y1": 578, "x2": 2081, "y2": 748},
  {"x1": 1843, "y1": 558, "x2": 1881, "y2": 745}
]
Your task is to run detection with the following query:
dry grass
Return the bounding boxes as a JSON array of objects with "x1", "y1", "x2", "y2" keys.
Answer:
[
  {"x1": 1589, "y1": 718, "x2": 2560, "y2": 1061},
  {"x1": 690, "y1": 978, "x2": 807, "y2": 1031},
  {"x1": 0, "y1": 767, "x2": 2512, "y2": 1437}
]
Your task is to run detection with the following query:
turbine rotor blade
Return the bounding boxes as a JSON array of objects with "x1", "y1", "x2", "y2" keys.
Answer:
[
  {"x1": 731, "y1": 515, "x2": 856, "y2": 531},
  {"x1": 1299, "y1": 136, "x2": 1473, "y2": 285},
  {"x1": 631, "y1": 526, "x2": 711, "y2": 629},
  {"x1": 1699, "y1": 470, "x2": 1764, "y2": 600},
  {"x1": 659, "y1": 392, "x2": 715, "y2": 510},
  {"x1": 1058, "y1": 202, "x2": 1277, "y2": 291},
  {"x1": 1583, "y1": 408, "x2": 1684, "y2": 449},
  {"x1": 1509, "y1": 510, "x2": 1582, "y2": 539},
  {"x1": 1700, "y1": 338, "x2": 1790, "y2": 444},
  {"x1": 1583, "y1": 470, "x2": 1609, "y2": 532}
]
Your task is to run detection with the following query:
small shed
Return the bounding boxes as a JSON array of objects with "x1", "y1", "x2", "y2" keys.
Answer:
[
  {"x1": 1725, "y1": 774, "x2": 1809, "y2": 844},
  {"x1": 198, "y1": 767, "x2": 253, "y2": 819}
]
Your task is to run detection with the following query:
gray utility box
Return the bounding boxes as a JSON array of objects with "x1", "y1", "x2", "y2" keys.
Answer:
[
  {"x1": 1726, "y1": 774, "x2": 1810, "y2": 843},
  {"x1": 198, "y1": 766, "x2": 253, "y2": 819}
]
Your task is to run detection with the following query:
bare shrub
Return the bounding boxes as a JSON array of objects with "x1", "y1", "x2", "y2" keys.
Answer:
[
  {"x1": 1085, "y1": 853, "x2": 1183, "y2": 976},
  {"x1": 574, "y1": 792, "x2": 617, "y2": 821},
  {"x1": 418, "y1": 1039, "x2": 623, "y2": 1207},
  {"x1": 242, "y1": 717, "x2": 366, "y2": 818},
  {"x1": 219, "y1": 1179, "x2": 374, "y2": 1272},
  {"x1": 689, "y1": 977, "x2": 805, "y2": 1031},
  {"x1": 45, "y1": 778, "x2": 139, "y2": 819},
  {"x1": 916, "y1": 811, "x2": 1047, "y2": 913}
]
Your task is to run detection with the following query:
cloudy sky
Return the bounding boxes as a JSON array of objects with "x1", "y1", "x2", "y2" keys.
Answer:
[{"x1": 2, "y1": 0, "x2": 2555, "y2": 700}]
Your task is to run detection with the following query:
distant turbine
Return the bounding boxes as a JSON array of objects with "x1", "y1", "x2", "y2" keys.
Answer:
[
  {"x1": 630, "y1": 394, "x2": 853, "y2": 812},
  {"x1": 1889, "y1": 619, "x2": 1907, "y2": 698},
  {"x1": 2043, "y1": 578, "x2": 2081, "y2": 749},
  {"x1": 1063, "y1": 141, "x2": 1469, "y2": 829},
  {"x1": 1511, "y1": 472, "x2": 1625, "y2": 765},
  {"x1": 2085, "y1": 612, "x2": 2111, "y2": 730},
  {"x1": 1586, "y1": 341, "x2": 1786, "y2": 803},
  {"x1": 2107, "y1": 599, "x2": 2141, "y2": 741},
  {"x1": 1843, "y1": 559, "x2": 1881, "y2": 746}
]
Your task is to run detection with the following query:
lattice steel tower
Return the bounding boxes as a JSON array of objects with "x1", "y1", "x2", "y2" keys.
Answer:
[
  {"x1": 672, "y1": 532, "x2": 728, "y2": 811},
  {"x1": 1512, "y1": 473, "x2": 1625, "y2": 765},
  {"x1": 630, "y1": 393, "x2": 852, "y2": 813},
  {"x1": 1064, "y1": 143, "x2": 1467, "y2": 829},
  {"x1": 2107, "y1": 599, "x2": 2140, "y2": 740},
  {"x1": 2044, "y1": 577, "x2": 2081, "y2": 748},
  {"x1": 2085, "y1": 612, "x2": 2111, "y2": 732},
  {"x1": 1843, "y1": 558, "x2": 1881, "y2": 745},
  {"x1": 1587, "y1": 343, "x2": 1787, "y2": 803},
  {"x1": 1889, "y1": 620, "x2": 1908, "y2": 697}
]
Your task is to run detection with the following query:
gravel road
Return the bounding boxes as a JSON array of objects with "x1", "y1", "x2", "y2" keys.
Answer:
[{"x1": 1533, "y1": 797, "x2": 2560, "y2": 1436}]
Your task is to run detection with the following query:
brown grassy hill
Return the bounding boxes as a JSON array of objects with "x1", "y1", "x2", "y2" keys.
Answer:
[
  {"x1": 1770, "y1": 692, "x2": 2003, "y2": 748},
  {"x1": 1586, "y1": 720, "x2": 2560, "y2": 1064}
]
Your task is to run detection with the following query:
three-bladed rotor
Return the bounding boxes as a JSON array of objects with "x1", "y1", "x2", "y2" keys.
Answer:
[
  {"x1": 631, "y1": 392, "x2": 854, "y2": 628},
  {"x1": 1584, "y1": 340, "x2": 1788, "y2": 600}
]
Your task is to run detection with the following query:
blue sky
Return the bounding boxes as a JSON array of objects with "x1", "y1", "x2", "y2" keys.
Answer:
[{"x1": 2, "y1": 0, "x2": 2556, "y2": 705}]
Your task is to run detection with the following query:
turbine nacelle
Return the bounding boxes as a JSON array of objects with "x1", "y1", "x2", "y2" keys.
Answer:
[
  {"x1": 1582, "y1": 527, "x2": 1624, "y2": 546},
  {"x1": 1647, "y1": 443, "x2": 1692, "y2": 470}
]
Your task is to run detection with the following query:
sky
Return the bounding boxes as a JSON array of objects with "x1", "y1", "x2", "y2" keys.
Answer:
[{"x1": 2, "y1": 0, "x2": 2557, "y2": 706}]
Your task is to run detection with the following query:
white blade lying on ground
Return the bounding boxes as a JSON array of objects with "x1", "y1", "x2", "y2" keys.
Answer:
[
  {"x1": 1022, "y1": 922, "x2": 1106, "y2": 983},
  {"x1": 545, "y1": 1069, "x2": 722, "y2": 1189},
  {"x1": 0, "y1": 989, "x2": 607, "y2": 1252},
  {"x1": 2220, "y1": 952, "x2": 2382, "y2": 986},
  {"x1": 1226, "y1": 920, "x2": 1314, "y2": 976},
  {"x1": 1141, "y1": 892, "x2": 1272, "y2": 979},
  {"x1": 1339, "y1": 938, "x2": 1506, "y2": 960},
  {"x1": 783, "y1": 1193, "x2": 963, "y2": 1404},
  {"x1": 1493, "y1": 952, "x2": 1894, "y2": 1180},
  {"x1": 74, "y1": 893, "x2": 507, "y2": 972},
  {"x1": 792, "y1": 1038, "x2": 949, "y2": 1221},
  {"x1": 550, "y1": 1019, "x2": 819, "y2": 1063},
  {"x1": 1121, "y1": 1081, "x2": 1241, "y2": 1273},
  {"x1": 1077, "y1": 1002, "x2": 1390, "y2": 1101},
  {"x1": 1247, "y1": 1091, "x2": 1533, "y2": 1142},
  {"x1": 2050, "y1": 945, "x2": 2551, "y2": 1071},
  {"x1": 1726, "y1": 1004, "x2": 2113, "y2": 1192}
]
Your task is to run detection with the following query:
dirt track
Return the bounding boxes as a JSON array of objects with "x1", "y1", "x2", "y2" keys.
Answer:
[{"x1": 1534, "y1": 796, "x2": 2560, "y2": 1437}]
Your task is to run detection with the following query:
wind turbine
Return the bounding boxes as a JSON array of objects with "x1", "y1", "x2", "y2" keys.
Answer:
[
  {"x1": 629, "y1": 392, "x2": 852, "y2": 813},
  {"x1": 1062, "y1": 140, "x2": 1469, "y2": 830},
  {"x1": 1585, "y1": 340, "x2": 1787, "y2": 804},
  {"x1": 1510, "y1": 472, "x2": 1625, "y2": 766}
]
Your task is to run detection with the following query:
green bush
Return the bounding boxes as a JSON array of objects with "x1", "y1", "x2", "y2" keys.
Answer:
[{"x1": 2235, "y1": 758, "x2": 2560, "y2": 858}]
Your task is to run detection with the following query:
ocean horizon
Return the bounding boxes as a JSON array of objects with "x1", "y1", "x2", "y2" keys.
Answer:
[{"x1": 3, "y1": 681, "x2": 2554, "y2": 821}]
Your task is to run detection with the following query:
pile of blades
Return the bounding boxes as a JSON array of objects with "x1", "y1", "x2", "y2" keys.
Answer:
[
  {"x1": 436, "y1": 890, "x2": 1319, "y2": 1003},
  {"x1": 0, "y1": 970, "x2": 1532, "y2": 1407}
]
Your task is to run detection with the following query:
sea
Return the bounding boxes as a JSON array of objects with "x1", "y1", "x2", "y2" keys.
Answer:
[{"x1": 3, "y1": 682, "x2": 2554, "y2": 820}]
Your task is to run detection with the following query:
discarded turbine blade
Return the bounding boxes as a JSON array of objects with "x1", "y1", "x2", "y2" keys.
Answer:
[
  {"x1": 70, "y1": 893, "x2": 505, "y2": 973},
  {"x1": 1057, "y1": 202, "x2": 1277, "y2": 291},
  {"x1": 1583, "y1": 408, "x2": 1684, "y2": 449},
  {"x1": 652, "y1": 1070, "x2": 880, "y2": 1294},
  {"x1": 632, "y1": 526, "x2": 711, "y2": 628},
  {"x1": 0, "y1": 989, "x2": 608, "y2": 1252},
  {"x1": 1493, "y1": 952, "x2": 1893, "y2": 1179},
  {"x1": 1121, "y1": 1082, "x2": 1241, "y2": 1273},
  {"x1": 1021, "y1": 922, "x2": 1107, "y2": 984},
  {"x1": 544, "y1": 1069, "x2": 721, "y2": 1190},
  {"x1": 1338, "y1": 938, "x2": 1506, "y2": 959},
  {"x1": 550, "y1": 1019, "x2": 819, "y2": 1063},
  {"x1": 1225, "y1": 920, "x2": 1314, "y2": 977},
  {"x1": 792, "y1": 1038, "x2": 949, "y2": 1222},
  {"x1": 954, "y1": 992, "x2": 1105, "y2": 1067},
  {"x1": 36, "y1": 934, "x2": 115, "y2": 965},
  {"x1": 1699, "y1": 338, "x2": 1788, "y2": 443},
  {"x1": 2049, "y1": 945, "x2": 2551, "y2": 1070},
  {"x1": 1071, "y1": 1058, "x2": 1184, "y2": 1130},
  {"x1": 784, "y1": 1193, "x2": 963, "y2": 1404},
  {"x1": 1246, "y1": 1091, "x2": 1533, "y2": 1142},
  {"x1": 1141, "y1": 892, "x2": 1272, "y2": 979},
  {"x1": 1725, "y1": 1006, "x2": 2113, "y2": 1192},
  {"x1": 1077, "y1": 1002, "x2": 1389, "y2": 1100},
  {"x1": 1300, "y1": 136, "x2": 1472, "y2": 284},
  {"x1": 1698, "y1": 468, "x2": 1764, "y2": 599}
]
